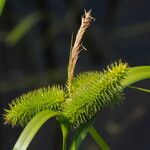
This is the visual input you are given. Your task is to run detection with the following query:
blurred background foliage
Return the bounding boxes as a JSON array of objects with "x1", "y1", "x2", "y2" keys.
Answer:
[{"x1": 0, "y1": 0, "x2": 150, "y2": 150}]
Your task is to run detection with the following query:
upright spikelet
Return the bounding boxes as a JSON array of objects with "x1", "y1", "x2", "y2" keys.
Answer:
[
  {"x1": 63, "y1": 61, "x2": 128, "y2": 128},
  {"x1": 4, "y1": 86, "x2": 65, "y2": 126}
]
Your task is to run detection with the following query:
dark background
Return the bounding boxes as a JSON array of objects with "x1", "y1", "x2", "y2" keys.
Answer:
[{"x1": 0, "y1": 0, "x2": 150, "y2": 150}]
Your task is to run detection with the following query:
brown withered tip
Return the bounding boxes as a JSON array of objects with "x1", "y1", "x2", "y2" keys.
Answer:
[
  {"x1": 83, "y1": 9, "x2": 96, "y2": 22},
  {"x1": 67, "y1": 10, "x2": 95, "y2": 95}
]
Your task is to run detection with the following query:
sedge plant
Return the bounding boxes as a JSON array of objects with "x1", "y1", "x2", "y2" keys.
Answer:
[{"x1": 3, "y1": 10, "x2": 150, "y2": 150}]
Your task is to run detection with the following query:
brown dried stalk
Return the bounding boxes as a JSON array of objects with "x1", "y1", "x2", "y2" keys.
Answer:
[{"x1": 68, "y1": 10, "x2": 95, "y2": 94}]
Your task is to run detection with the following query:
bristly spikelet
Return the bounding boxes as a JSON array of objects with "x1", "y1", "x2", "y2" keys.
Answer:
[
  {"x1": 63, "y1": 61, "x2": 128, "y2": 128},
  {"x1": 4, "y1": 86, "x2": 65, "y2": 126},
  {"x1": 72, "y1": 72, "x2": 102, "y2": 90},
  {"x1": 67, "y1": 71, "x2": 103, "y2": 96}
]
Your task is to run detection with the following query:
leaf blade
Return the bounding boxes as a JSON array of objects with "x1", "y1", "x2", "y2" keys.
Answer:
[
  {"x1": 123, "y1": 66, "x2": 150, "y2": 87},
  {"x1": 129, "y1": 86, "x2": 150, "y2": 93},
  {"x1": 88, "y1": 127, "x2": 110, "y2": 150},
  {"x1": 13, "y1": 110, "x2": 60, "y2": 150},
  {"x1": 70, "y1": 124, "x2": 89, "y2": 150}
]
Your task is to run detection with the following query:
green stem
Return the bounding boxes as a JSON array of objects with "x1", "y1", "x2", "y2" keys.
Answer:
[
  {"x1": 88, "y1": 127, "x2": 110, "y2": 150},
  {"x1": 60, "y1": 122, "x2": 69, "y2": 150}
]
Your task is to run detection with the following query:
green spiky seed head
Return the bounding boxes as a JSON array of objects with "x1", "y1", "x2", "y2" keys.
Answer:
[
  {"x1": 63, "y1": 61, "x2": 128, "y2": 128},
  {"x1": 4, "y1": 86, "x2": 65, "y2": 126}
]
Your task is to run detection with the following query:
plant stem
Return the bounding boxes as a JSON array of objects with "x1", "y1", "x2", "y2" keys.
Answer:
[{"x1": 60, "y1": 123, "x2": 69, "y2": 150}]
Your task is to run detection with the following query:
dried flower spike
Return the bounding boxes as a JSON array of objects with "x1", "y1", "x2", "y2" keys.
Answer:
[{"x1": 68, "y1": 10, "x2": 95, "y2": 95}]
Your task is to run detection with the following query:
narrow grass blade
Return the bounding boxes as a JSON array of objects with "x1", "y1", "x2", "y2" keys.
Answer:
[
  {"x1": 129, "y1": 86, "x2": 150, "y2": 93},
  {"x1": 0, "y1": 0, "x2": 6, "y2": 17},
  {"x1": 88, "y1": 127, "x2": 110, "y2": 150},
  {"x1": 70, "y1": 118, "x2": 96, "y2": 150},
  {"x1": 13, "y1": 110, "x2": 60, "y2": 150},
  {"x1": 123, "y1": 66, "x2": 150, "y2": 87}
]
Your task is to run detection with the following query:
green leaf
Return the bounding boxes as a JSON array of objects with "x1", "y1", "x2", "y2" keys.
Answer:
[
  {"x1": 70, "y1": 126, "x2": 110, "y2": 150},
  {"x1": 70, "y1": 124, "x2": 89, "y2": 150},
  {"x1": 70, "y1": 117, "x2": 96, "y2": 150},
  {"x1": 13, "y1": 110, "x2": 60, "y2": 150},
  {"x1": 5, "y1": 12, "x2": 42, "y2": 46},
  {"x1": 0, "y1": 0, "x2": 6, "y2": 17},
  {"x1": 123, "y1": 66, "x2": 150, "y2": 87},
  {"x1": 88, "y1": 127, "x2": 110, "y2": 150},
  {"x1": 129, "y1": 86, "x2": 150, "y2": 93}
]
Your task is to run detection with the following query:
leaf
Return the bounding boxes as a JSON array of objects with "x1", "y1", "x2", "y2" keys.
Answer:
[
  {"x1": 122, "y1": 66, "x2": 150, "y2": 87},
  {"x1": 70, "y1": 123, "x2": 89, "y2": 150},
  {"x1": 129, "y1": 86, "x2": 150, "y2": 93},
  {"x1": 13, "y1": 110, "x2": 60, "y2": 150},
  {"x1": 70, "y1": 117, "x2": 96, "y2": 150},
  {"x1": 0, "y1": 0, "x2": 6, "y2": 17},
  {"x1": 88, "y1": 127, "x2": 110, "y2": 150},
  {"x1": 70, "y1": 126, "x2": 110, "y2": 150},
  {"x1": 5, "y1": 12, "x2": 42, "y2": 46}
]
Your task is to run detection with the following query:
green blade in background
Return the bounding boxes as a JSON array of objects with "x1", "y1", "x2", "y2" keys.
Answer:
[
  {"x1": 5, "y1": 12, "x2": 42, "y2": 46},
  {"x1": 0, "y1": 0, "x2": 6, "y2": 17}
]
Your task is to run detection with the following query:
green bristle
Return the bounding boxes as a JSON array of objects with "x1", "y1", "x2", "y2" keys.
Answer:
[
  {"x1": 4, "y1": 85, "x2": 65, "y2": 126},
  {"x1": 63, "y1": 61, "x2": 128, "y2": 128}
]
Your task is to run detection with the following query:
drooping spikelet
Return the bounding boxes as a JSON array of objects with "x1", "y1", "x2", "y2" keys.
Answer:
[
  {"x1": 4, "y1": 86, "x2": 65, "y2": 126},
  {"x1": 63, "y1": 61, "x2": 128, "y2": 128}
]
